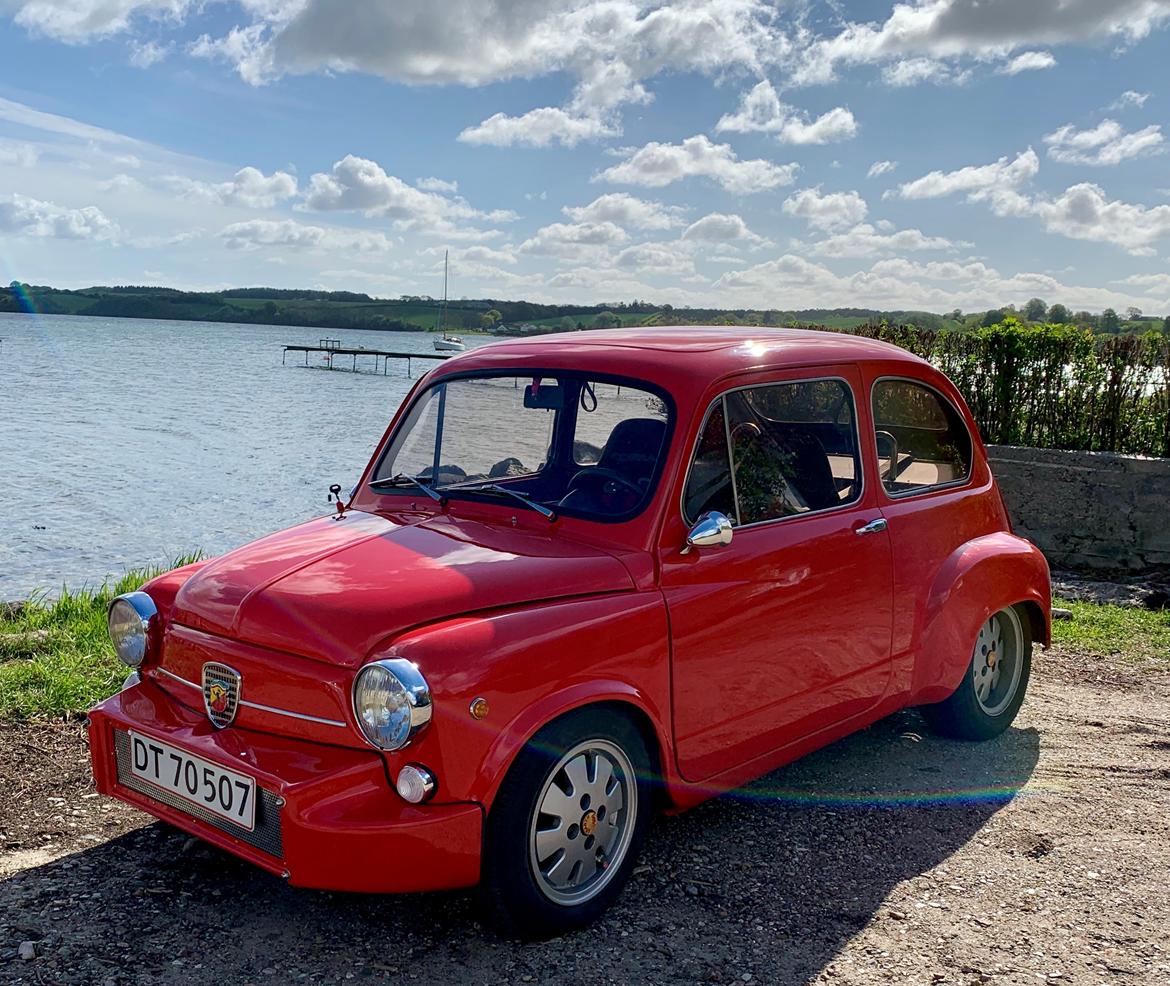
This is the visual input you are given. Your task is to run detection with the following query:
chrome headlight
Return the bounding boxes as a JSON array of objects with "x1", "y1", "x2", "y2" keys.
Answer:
[
  {"x1": 107, "y1": 592, "x2": 159, "y2": 669},
  {"x1": 352, "y1": 658, "x2": 432, "y2": 751}
]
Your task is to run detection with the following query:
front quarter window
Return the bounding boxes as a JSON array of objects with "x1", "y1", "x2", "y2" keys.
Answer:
[{"x1": 373, "y1": 374, "x2": 670, "y2": 522}]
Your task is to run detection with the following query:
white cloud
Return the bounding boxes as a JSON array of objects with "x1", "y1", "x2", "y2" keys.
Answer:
[
  {"x1": 597, "y1": 134, "x2": 798, "y2": 195},
  {"x1": 881, "y1": 57, "x2": 967, "y2": 87},
  {"x1": 896, "y1": 148, "x2": 1039, "y2": 216},
  {"x1": 518, "y1": 220, "x2": 628, "y2": 261},
  {"x1": 0, "y1": 193, "x2": 119, "y2": 239},
  {"x1": 458, "y1": 107, "x2": 619, "y2": 148},
  {"x1": 715, "y1": 80, "x2": 857, "y2": 144},
  {"x1": 0, "y1": 139, "x2": 39, "y2": 167},
  {"x1": 1109, "y1": 90, "x2": 1151, "y2": 110},
  {"x1": 791, "y1": 0, "x2": 1170, "y2": 86},
  {"x1": 997, "y1": 50, "x2": 1056, "y2": 74},
  {"x1": 782, "y1": 187, "x2": 868, "y2": 231},
  {"x1": 451, "y1": 245, "x2": 516, "y2": 265},
  {"x1": 562, "y1": 193, "x2": 684, "y2": 230},
  {"x1": 0, "y1": 95, "x2": 141, "y2": 146},
  {"x1": 805, "y1": 223, "x2": 961, "y2": 258},
  {"x1": 867, "y1": 160, "x2": 897, "y2": 179},
  {"x1": 5, "y1": 0, "x2": 193, "y2": 43},
  {"x1": 163, "y1": 165, "x2": 298, "y2": 207},
  {"x1": 218, "y1": 218, "x2": 394, "y2": 252},
  {"x1": 128, "y1": 39, "x2": 169, "y2": 67},
  {"x1": 180, "y1": 0, "x2": 792, "y2": 146},
  {"x1": 1115, "y1": 272, "x2": 1170, "y2": 294},
  {"x1": 416, "y1": 176, "x2": 458, "y2": 193},
  {"x1": 898, "y1": 149, "x2": 1170, "y2": 253},
  {"x1": 613, "y1": 242, "x2": 693, "y2": 275},
  {"x1": 681, "y1": 213, "x2": 766, "y2": 245},
  {"x1": 711, "y1": 252, "x2": 1168, "y2": 313},
  {"x1": 1043, "y1": 119, "x2": 1164, "y2": 166},
  {"x1": 1030, "y1": 182, "x2": 1170, "y2": 253},
  {"x1": 301, "y1": 154, "x2": 513, "y2": 235},
  {"x1": 98, "y1": 173, "x2": 142, "y2": 192}
]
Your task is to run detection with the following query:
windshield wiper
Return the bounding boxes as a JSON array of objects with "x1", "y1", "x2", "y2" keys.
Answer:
[
  {"x1": 368, "y1": 473, "x2": 445, "y2": 503},
  {"x1": 447, "y1": 482, "x2": 556, "y2": 522}
]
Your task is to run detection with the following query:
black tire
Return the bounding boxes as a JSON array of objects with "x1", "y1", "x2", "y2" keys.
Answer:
[
  {"x1": 921, "y1": 605, "x2": 1032, "y2": 741},
  {"x1": 478, "y1": 707, "x2": 651, "y2": 939}
]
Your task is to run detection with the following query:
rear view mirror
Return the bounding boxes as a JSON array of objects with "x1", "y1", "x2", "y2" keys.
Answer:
[
  {"x1": 681, "y1": 511, "x2": 733, "y2": 554},
  {"x1": 523, "y1": 383, "x2": 565, "y2": 410}
]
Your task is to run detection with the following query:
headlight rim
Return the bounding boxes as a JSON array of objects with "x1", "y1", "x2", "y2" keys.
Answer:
[
  {"x1": 351, "y1": 657, "x2": 433, "y2": 751},
  {"x1": 107, "y1": 591, "x2": 159, "y2": 669}
]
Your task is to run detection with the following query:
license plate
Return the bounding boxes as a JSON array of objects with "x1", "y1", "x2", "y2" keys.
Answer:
[{"x1": 127, "y1": 732, "x2": 256, "y2": 831}]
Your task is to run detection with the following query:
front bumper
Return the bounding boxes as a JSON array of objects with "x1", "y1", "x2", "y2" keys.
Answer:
[{"x1": 88, "y1": 679, "x2": 483, "y2": 893}]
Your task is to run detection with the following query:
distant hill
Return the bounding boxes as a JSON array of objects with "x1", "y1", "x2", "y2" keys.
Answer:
[{"x1": 0, "y1": 282, "x2": 968, "y2": 334}]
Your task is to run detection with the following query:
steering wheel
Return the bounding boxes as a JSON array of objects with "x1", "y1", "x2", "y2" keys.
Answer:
[
  {"x1": 730, "y1": 421, "x2": 762, "y2": 443},
  {"x1": 567, "y1": 467, "x2": 643, "y2": 498}
]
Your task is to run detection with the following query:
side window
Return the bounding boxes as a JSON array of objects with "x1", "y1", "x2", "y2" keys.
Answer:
[
  {"x1": 725, "y1": 379, "x2": 861, "y2": 525},
  {"x1": 573, "y1": 383, "x2": 668, "y2": 466},
  {"x1": 872, "y1": 379, "x2": 972, "y2": 495},
  {"x1": 682, "y1": 401, "x2": 736, "y2": 524}
]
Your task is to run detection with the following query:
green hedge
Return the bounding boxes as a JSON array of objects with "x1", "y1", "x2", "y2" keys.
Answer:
[{"x1": 846, "y1": 318, "x2": 1170, "y2": 457}]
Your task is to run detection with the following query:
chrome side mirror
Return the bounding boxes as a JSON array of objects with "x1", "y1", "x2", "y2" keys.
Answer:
[{"x1": 681, "y1": 511, "x2": 733, "y2": 554}]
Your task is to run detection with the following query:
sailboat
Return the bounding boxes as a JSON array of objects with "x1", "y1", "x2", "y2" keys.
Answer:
[{"x1": 432, "y1": 250, "x2": 465, "y2": 352}]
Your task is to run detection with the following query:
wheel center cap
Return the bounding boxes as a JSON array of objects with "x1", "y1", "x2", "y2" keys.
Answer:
[
  {"x1": 580, "y1": 809, "x2": 598, "y2": 837},
  {"x1": 987, "y1": 649, "x2": 997, "y2": 670}
]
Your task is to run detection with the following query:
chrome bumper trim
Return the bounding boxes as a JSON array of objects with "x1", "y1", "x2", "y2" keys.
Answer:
[{"x1": 153, "y1": 667, "x2": 347, "y2": 728}]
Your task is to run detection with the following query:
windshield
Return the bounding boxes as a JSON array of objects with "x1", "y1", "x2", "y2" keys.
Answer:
[{"x1": 373, "y1": 373, "x2": 671, "y2": 521}]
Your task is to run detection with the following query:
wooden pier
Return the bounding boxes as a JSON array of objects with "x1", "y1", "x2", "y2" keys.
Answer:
[{"x1": 283, "y1": 339, "x2": 449, "y2": 377}]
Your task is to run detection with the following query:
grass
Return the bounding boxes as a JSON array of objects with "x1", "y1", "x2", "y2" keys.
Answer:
[
  {"x1": 0, "y1": 555, "x2": 200, "y2": 722},
  {"x1": 1, "y1": 572, "x2": 1164, "y2": 722},
  {"x1": 1051, "y1": 596, "x2": 1170, "y2": 662}
]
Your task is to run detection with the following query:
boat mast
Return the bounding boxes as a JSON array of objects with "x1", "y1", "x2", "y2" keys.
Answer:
[{"x1": 438, "y1": 249, "x2": 448, "y2": 335}]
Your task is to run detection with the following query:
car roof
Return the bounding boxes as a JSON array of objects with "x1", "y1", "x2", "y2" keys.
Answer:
[{"x1": 440, "y1": 326, "x2": 928, "y2": 385}]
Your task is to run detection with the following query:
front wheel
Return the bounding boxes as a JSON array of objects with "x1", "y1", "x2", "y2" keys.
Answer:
[
  {"x1": 921, "y1": 605, "x2": 1032, "y2": 741},
  {"x1": 479, "y1": 708, "x2": 651, "y2": 938}
]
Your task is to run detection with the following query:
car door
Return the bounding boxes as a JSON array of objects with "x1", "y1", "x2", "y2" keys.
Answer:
[{"x1": 660, "y1": 366, "x2": 894, "y2": 783}]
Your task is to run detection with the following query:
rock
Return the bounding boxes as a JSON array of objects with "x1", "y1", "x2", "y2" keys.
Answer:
[
  {"x1": 1050, "y1": 572, "x2": 1170, "y2": 610},
  {"x1": 18, "y1": 940, "x2": 37, "y2": 960},
  {"x1": 1052, "y1": 608, "x2": 1073, "y2": 620}
]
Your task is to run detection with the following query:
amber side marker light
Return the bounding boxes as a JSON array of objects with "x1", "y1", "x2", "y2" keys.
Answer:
[{"x1": 469, "y1": 696, "x2": 490, "y2": 720}]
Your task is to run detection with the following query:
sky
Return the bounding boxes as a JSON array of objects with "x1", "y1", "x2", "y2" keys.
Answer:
[{"x1": 0, "y1": 0, "x2": 1169, "y2": 315}]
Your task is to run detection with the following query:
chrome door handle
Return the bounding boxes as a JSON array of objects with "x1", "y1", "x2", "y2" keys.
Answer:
[{"x1": 855, "y1": 518, "x2": 888, "y2": 536}]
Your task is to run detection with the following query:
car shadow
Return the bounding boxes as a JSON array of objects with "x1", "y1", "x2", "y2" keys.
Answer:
[{"x1": 0, "y1": 708, "x2": 1039, "y2": 985}]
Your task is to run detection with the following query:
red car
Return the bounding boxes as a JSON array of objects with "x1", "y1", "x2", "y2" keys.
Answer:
[{"x1": 90, "y1": 328, "x2": 1050, "y2": 936}]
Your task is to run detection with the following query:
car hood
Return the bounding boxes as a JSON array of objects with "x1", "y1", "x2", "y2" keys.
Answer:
[{"x1": 172, "y1": 510, "x2": 634, "y2": 668}]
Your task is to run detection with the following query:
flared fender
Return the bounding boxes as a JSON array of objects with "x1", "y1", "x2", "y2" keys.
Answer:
[
  {"x1": 471, "y1": 679, "x2": 671, "y2": 810},
  {"x1": 910, "y1": 532, "x2": 1051, "y2": 705},
  {"x1": 373, "y1": 592, "x2": 675, "y2": 811}
]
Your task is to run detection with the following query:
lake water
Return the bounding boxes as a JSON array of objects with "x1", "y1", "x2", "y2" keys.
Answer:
[{"x1": 0, "y1": 313, "x2": 493, "y2": 601}]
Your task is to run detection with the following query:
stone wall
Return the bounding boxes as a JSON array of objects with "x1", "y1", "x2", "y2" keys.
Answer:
[{"x1": 987, "y1": 445, "x2": 1170, "y2": 573}]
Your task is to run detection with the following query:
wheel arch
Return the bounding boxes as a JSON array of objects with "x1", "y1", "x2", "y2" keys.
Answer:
[
  {"x1": 910, "y1": 532, "x2": 1051, "y2": 705},
  {"x1": 474, "y1": 688, "x2": 670, "y2": 814}
]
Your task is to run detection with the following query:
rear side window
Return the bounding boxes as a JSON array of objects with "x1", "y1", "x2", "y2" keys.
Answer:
[
  {"x1": 872, "y1": 379, "x2": 972, "y2": 495},
  {"x1": 683, "y1": 378, "x2": 861, "y2": 526}
]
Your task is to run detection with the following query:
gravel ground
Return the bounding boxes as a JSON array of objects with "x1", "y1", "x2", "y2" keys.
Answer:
[{"x1": 1, "y1": 645, "x2": 1168, "y2": 986}]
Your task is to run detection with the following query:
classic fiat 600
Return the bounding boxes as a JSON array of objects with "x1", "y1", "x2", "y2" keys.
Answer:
[{"x1": 90, "y1": 328, "x2": 1050, "y2": 936}]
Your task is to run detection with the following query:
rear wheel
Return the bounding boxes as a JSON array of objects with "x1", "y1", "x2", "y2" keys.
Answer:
[
  {"x1": 921, "y1": 606, "x2": 1032, "y2": 741},
  {"x1": 479, "y1": 708, "x2": 650, "y2": 939}
]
